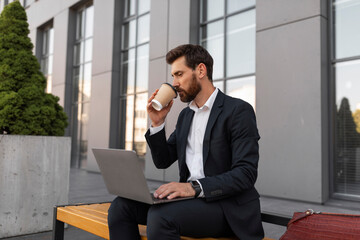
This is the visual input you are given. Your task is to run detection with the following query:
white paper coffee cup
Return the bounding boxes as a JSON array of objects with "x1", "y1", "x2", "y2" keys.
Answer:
[{"x1": 151, "y1": 83, "x2": 177, "y2": 111}]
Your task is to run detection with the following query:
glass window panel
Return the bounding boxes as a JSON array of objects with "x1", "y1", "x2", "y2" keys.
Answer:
[
  {"x1": 48, "y1": 55, "x2": 53, "y2": 74},
  {"x1": 226, "y1": 76, "x2": 256, "y2": 110},
  {"x1": 334, "y1": 60, "x2": 360, "y2": 194},
  {"x1": 48, "y1": 28, "x2": 54, "y2": 54},
  {"x1": 41, "y1": 58, "x2": 48, "y2": 75},
  {"x1": 334, "y1": 0, "x2": 360, "y2": 59},
  {"x1": 121, "y1": 49, "x2": 136, "y2": 95},
  {"x1": 42, "y1": 30, "x2": 49, "y2": 55},
  {"x1": 201, "y1": 0, "x2": 224, "y2": 22},
  {"x1": 125, "y1": 0, "x2": 136, "y2": 17},
  {"x1": 76, "y1": 10, "x2": 85, "y2": 40},
  {"x1": 73, "y1": 102, "x2": 81, "y2": 157},
  {"x1": 134, "y1": 93, "x2": 148, "y2": 157},
  {"x1": 125, "y1": 95, "x2": 135, "y2": 151},
  {"x1": 84, "y1": 38, "x2": 93, "y2": 62},
  {"x1": 80, "y1": 102, "x2": 90, "y2": 140},
  {"x1": 137, "y1": 14, "x2": 150, "y2": 44},
  {"x1": 136, "y1": 44, "x2": 149, "y2": 92},
  {"x1": 79, "y1": 102, "x2": 90, "y2": 168},
  {"x1": 123, "y1": 20, "x2": 136, "y2": 49},
  {"x1": 85, "y1": 5, "x2": 94, "y2": 38},
  {"x1": 82, "y1": 63, "x2": 92, "y2": 101},
  {"x1": 73, "y1": 66, "x2": 82, "y2": 103},
  {"x1": 226, "y1": 10, "x2": 255, "y2": 77},
  {"x1": 138, "y1": 0, "x2": 150, "y2": 15},
  {"x1": 227, "y1": 0, "x2": 255, "y2": 14},
  {"x1": 335, "y1": 60, "x2": 360, "y2": 114},
  {"x1": 213, "y1": 80, "x2": 224, "y2": 92},
  {"x1": 201, "y1": 20, "x2": 224, "y2": 80},
  {"x1": 73, "y1": 43, "x2": 80, "y2": 65},
  {"x1": 73, "y1": 42, "x2": 84, "y2": 65}
]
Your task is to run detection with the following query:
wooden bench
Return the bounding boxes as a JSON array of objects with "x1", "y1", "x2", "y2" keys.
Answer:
[{"x1": 52, "y1": 202, "x2": 291, "y2": 240}]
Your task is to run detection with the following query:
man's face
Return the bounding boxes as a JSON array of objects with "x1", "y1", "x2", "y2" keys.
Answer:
[{"x1": 171, "y1": 56, "x2": 201, "y2": 103}]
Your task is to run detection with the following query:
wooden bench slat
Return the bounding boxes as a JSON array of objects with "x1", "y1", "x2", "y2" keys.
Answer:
[
  {"x1": 80, "y1": 203, "x2": 111, "y2": 213},
  {"x1": 57, "y1": 206, "x2": 110, "y2": 239},
  {"x1": 65, "y1": 206, "x2": 108, "y2": 219},
  {"x1": 54, "y1": 203, "x2": 277, "y2": 240},
  {"x1": 59, "y1": 206, "x2": 108, "y2": 223}
]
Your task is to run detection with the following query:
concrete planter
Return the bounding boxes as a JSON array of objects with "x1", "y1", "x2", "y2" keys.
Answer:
[{"x1": 0, "y1": 135, "x2": 71, "y2": 238}]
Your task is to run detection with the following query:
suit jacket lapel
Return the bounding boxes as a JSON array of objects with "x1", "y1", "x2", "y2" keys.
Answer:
[{"x1": 203, "y1": 91, "x2": 224, "y2": 166}]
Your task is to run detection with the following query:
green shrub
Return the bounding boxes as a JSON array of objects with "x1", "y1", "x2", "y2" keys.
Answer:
[{"x1": 0, "y1": 1, "x2": 67, "y2": 136}]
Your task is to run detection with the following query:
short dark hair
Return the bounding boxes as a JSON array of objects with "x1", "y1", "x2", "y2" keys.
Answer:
[{"x1": 166, "y1": 44, "x2": 213, "y2": 81}]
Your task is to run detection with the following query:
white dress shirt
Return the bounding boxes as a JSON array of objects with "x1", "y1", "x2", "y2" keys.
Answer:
[
  {"x1": 150, "y1": 88, "x2": 219, "y2": 197},
  {"x1": 186, "y1": 88, "x2": 218, "y2": 181}
]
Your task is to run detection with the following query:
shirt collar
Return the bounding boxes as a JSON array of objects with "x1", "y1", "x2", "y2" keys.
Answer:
[{"x1": 189, "y1": 88, "x2": 219, "y2": 112}]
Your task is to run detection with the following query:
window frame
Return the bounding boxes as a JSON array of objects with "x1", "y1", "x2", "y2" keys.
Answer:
[
  {"x1": 330, "y1": 0, "x2": 360, "y2": 201},
  {"x1": 199, "y1": 0, "x2": 256, "y2": 108},
  {"x1": 69, "y1": 1, "x2": 94, "y2": 169},
  {"x1": 118, "y1": 0, "x2": 150, "y2": 158},
  {"x1": 39, "y1": 24, "x2": 54, "y2": 93}
]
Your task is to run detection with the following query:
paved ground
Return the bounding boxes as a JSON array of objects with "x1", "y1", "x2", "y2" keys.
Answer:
[{"x1": 3, "y1": 168, "x2": 360, "y2": 240}]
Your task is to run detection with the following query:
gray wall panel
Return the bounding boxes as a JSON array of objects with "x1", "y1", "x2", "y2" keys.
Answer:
[
  {"x1": 149, "y1": 0, "x2": 168, "y2": 60},
  {"x1": 256, "y1": 17, "x2": 326, "y2": 203},
  {"x1": 51, "y1": 85, "x2": 66, "y2": 106},
  {"x1": 26, "y1": 0, "x2": 80, "y2": 32},
  {"x1": 257, "y1": 0, "x2": 324, "y2": 31},
  {"x1": 145, "y1": 57, "x2": 167, "y2": 180},
  {"x1": 168, "y1": 0, "x2": 191, "y2": 50},
  {"x1": 51, "y1": 10, "x2": 69, "y2": 104},
  {"x1": 86, "y1": 72, "x2": 112, "y2": 172},
  {"x1": 92, "y1": 0, "x2": 115, "y2": 75}
]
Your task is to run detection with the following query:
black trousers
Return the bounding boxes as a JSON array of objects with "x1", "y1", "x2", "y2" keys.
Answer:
[{"x1": 107, "y1": 197, "x2": 234, "y2": 240}]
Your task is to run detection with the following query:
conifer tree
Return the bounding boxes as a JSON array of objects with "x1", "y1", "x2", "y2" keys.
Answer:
[{"x1": 0, "y1": 1, "x2": 67, "y2": 136}]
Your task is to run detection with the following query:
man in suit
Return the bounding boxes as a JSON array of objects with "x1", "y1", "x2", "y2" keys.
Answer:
[{"x1": 108, "y1": 44, "x2": 264, "y2": 240}]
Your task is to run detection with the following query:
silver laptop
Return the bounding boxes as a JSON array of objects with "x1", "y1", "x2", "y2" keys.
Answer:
[{"x1": 92, "y1": 148, "x2": 194, "y2": 204}]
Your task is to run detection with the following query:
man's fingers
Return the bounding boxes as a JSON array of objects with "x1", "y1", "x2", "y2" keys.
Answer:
[
  {"x1": 154, "y1": 183, "x2": 171, "y2": 198},
  {"x1": 154, "y1": 182, "x2": 192, "y2": 199},
  {"x1": 147, "y1": 89, "x2": 159, "y2": 104},
  {"x1": 167, "y1": 192, "x2": 180, "y2": 200}
]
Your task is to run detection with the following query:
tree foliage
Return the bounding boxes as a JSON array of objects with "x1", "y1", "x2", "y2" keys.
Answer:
[{"x1": 0, "y1": 1, "x2": 67, "y2": 136}]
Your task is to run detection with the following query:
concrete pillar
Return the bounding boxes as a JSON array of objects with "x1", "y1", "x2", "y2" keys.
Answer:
[{"x1": 255, "y1": 0, "x2": 329, "y2": 203}]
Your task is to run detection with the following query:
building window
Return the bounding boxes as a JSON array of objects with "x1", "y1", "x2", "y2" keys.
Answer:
[
  {"x1": 24, "y1": 0, "x2": 35, "y2": 8},
  {"x1": 119, "y1": 0, "x2": 150, "y2": 158},
  {"x1": 39, "y1": 25, "x2": 54, "y2": 93},
  {"x1": 70, "y1": 3, "x2": 94, "y2": 168},
  {"x1": 200, "y1": 0, "x2": 256, "y2": 109},
  {"x1": 332, "y1": 0, "x2": 360, "y2": 200}
]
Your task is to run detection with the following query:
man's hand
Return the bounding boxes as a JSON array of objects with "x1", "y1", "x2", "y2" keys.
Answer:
[
  {"x1": 147, "y1": 89, "x2": 174, "y2": 127},
  {"x1": 153, "y1": 182, "x2": 195, "y2": 200}
]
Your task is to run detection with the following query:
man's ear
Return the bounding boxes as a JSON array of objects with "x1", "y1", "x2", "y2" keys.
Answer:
[{"x1": 197, "y1": 63, "x2": 207, "y2": 79}]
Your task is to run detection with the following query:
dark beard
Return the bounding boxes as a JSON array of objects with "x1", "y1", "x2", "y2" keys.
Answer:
[{"x1": 177, "y1": 73, "x2": 201, "y2": 103}]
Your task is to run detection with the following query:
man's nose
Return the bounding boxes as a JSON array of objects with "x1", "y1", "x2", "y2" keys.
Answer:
[{"x1": 172, "y1": 78, "x2": 179, "y2": 88}]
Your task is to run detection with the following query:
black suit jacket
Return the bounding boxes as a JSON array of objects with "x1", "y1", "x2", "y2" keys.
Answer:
[{"x1": 145, "y1": 90, "x2": 263, "y2": 239}]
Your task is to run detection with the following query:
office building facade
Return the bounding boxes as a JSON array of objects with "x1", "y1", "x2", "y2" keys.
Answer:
[{"x1": 1, "y1": 0, "x2": 360, "y2": 204}]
